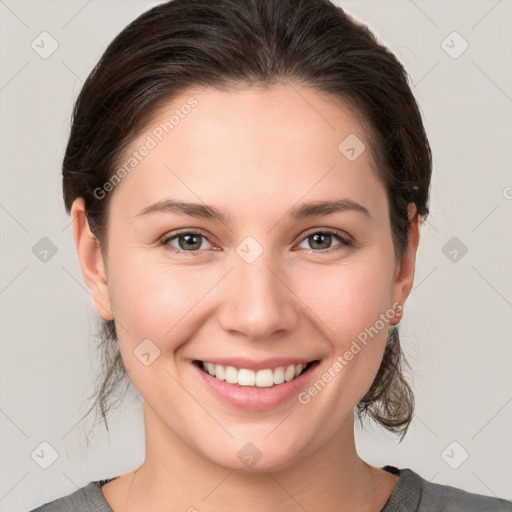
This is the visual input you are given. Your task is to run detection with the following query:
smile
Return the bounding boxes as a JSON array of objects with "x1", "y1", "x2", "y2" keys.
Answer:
[
  {"x1": 194, "y1": 360, "x2": 318, "y2": 388},
  {"x1": 192, "y1": 358, "x2": 321, "y2": 411}
]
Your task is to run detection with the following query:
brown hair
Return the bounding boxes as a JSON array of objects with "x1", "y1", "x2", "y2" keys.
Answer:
[{"x1": 63, "y1": 0, "x2": 431, "y2": 440}]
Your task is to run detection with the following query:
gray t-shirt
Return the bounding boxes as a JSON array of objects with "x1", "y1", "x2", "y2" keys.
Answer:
[{"x1": 29, "y1": 465, "x2": 512, "y2": 511}]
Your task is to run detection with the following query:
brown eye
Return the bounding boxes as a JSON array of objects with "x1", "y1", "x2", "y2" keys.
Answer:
[
  {"x1": 160, "y1": 231, "x2": 214, "y2": 254},
  {"x1": 297, "y1": 230, "x2": 352, "y2": 252}
]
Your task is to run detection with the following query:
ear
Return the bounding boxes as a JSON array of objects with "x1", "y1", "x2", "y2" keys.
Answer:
[
  {"x1": 390, "y1": 203, "x2": 420, "y2": 324},
  {"x1": 70, "y1": 198, "x2": 114, "y2": 321}
]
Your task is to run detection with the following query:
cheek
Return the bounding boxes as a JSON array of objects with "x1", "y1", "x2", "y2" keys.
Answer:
[
  {"x1": 291, "y1": 254, "x2": 395, "y2": 400},
  {"x1": 296, "y1": 254, "x2": 394, "y2": 341},
  {"x1": 108, "y1": 257, "x2": 208, "y2": 399},
  {"x1": 107, "y1": 252, "x2": 215, "y2": 348}
]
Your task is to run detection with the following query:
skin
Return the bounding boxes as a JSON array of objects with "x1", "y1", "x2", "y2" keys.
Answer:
[{"x1": 71, "y1": 82, "x2": 420, "y2": 511}]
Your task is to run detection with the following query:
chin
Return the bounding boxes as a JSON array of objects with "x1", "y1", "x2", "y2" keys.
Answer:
[{"x1": 196, "y1": 433, "x2": 310, "y2": 474}]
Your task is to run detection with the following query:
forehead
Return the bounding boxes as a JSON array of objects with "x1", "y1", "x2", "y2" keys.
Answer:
[{"x1": 108, "y1": 82, "x2": 386, "y2": 220}]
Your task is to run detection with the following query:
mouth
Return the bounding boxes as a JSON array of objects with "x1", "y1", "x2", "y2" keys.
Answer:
[{"x1": 193, "y1": 359, "x2": 320, "y2": 388}]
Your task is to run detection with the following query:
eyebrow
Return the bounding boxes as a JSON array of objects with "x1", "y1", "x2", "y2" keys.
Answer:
[{"x1": 135, "y1": 198, "x2": 371, "y2": 222}]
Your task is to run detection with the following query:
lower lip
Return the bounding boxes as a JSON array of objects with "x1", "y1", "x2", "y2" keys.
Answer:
[{"x1": 192, "y1": 361, "x2": 320, "y2": 411}]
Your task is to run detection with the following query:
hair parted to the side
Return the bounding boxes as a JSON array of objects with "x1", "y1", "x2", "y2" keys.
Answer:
[{"x1": 63, "y1": 0, "x2": 431, "y2": 441}]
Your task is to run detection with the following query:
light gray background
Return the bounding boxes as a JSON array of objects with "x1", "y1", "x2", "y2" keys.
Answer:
[{"x1": 1, "y1": 0, "x2": 511, "y2": 510}]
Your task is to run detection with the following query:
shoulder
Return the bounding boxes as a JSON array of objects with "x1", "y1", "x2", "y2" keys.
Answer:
[
  {"x1": 27, "y1": 481, "x2": 113, "y2": 512},
  {"x1": 384, "y1": 467, "x2": 512, "y2": 512}
]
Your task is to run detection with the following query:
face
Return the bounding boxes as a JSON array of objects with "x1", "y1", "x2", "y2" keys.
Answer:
[{"x1": 73, "y1": 82, "x2": 418, "y2": 472}]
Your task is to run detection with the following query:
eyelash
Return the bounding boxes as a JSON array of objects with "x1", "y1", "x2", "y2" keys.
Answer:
[{"x1": 159, "y1": 228, "x2": 353, "y2": 256}]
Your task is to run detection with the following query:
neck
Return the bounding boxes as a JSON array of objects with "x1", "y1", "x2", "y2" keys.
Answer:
[{"x1": 106, "y1": 403, "x2": 396, "y2": 512}]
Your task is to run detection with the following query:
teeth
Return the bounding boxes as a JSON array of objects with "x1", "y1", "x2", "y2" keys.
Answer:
[
  {"x1": 238, "y1": 368, "x2": 255, "y2": 386},
  {"x1": 200, "y1": 362, "x2": 309, "y2": 388},
  {"x1": 284, "y1": 365, "x2": 295, "y2": 382},
  {"x1": 215, "y1": 364, "x2": 226, "y2": 381},
  {"x1": 273, "y1": 366, "x2": 285, "y2": 384},
  {"x1": 256, "y1": 369, "x2": 274, "y2": 387},
  {"x1": 225, "y1": 366, "x2": 238, "y2": 384}
]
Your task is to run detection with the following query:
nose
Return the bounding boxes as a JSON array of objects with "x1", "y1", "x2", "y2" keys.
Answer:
[{"x1": 217, "y1": 248, "x2": 299, "y2": 340}]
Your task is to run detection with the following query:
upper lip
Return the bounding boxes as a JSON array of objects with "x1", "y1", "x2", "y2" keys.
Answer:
[{"x1": 194, "y1": 357, "x2": 319, "y2": 372}]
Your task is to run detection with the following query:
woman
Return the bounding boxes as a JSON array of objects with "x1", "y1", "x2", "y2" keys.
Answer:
[{"x1": 29, "y1": 0, "x2": 512, "y2": 510}]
